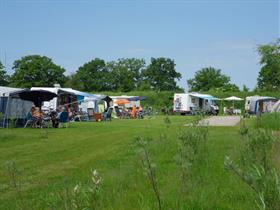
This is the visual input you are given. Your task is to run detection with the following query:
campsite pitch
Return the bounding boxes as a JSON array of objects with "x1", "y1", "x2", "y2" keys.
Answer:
[{"x1": 0, "y1": 116, "x2": 258, "y2": 209}]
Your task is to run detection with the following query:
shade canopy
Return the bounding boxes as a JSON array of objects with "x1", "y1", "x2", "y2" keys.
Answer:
[
  {"x1": 224, "y1": 96, "x2": 244, "y2": 101},
  {"x1": 11, "y1": 89, "x2": 58, "y2": 107},
  {"x1": 115, "y1": 99, "x2": 130, "y2": 105}
]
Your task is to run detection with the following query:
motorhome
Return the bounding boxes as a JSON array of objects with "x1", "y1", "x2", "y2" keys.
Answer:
[{"x1": 173, "y1": 92, "x2": 219, "y2": 115}]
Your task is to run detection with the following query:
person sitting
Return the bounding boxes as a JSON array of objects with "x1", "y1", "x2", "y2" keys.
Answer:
[
  {"x1": 137, "y1": 106, "x2": 144, "y2": 119},
  {"x1": 67, "y1": 107, "x2": 74, "y2": 121},
  {"x1": 131, "y1": 105, "x2": 137, "y2": 119},
  {"x1": 50, "y1": 109, "x2": 59, "y2": 128},
  {"x1": 31, "y1": 105, "x2": 43, "y2": 127}
]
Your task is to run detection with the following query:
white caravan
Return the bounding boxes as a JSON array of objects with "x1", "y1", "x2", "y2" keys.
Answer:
[
  {"x1": 245, "y1": 96, "x2": 277, "y2": 114},
  {"x1": 173, "y1": 93, "x2": 219, "y2": 115}
]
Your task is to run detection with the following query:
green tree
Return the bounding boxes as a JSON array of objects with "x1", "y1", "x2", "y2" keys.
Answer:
[
  {"x1": 107, "y1": 58, "x2": 146, "y2": 92},
  {"x1": 143, "y1": 57, "x2": 182, "y2": 91},
  {"x1": 0, "y1": 61, "x2": 9, "y2": 86},
  {"x1": 242, "y1": 85, "x2": 249, "y2": 92},
  {"x1": 68, "y1": 58, "x2": 110, "y2": 92},
  {"x1": 187, "y1": 67, "x2": 239, "y2": 92},
  {"x1": 257, "y1": 39, "x2": 280, "y2": 91},
  {"x1": 10, "y1": 55, "x2": 66, "y2": 88}
]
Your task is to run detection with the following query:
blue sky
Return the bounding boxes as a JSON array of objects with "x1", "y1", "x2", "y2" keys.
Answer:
[{"x1": 0, "y1": 0, "x2": 279, "y2": 90}]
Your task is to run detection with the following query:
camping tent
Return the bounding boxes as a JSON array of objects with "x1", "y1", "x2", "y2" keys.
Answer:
[
  {"x1": 272, "y1": 100, "x2": 280, "y2": 112},
  {"x1": 0, "y1": 86, "x2": 33, "y2": 128},
  {"x1": 31, "y1": 87, "x2": 112, "y2": 113},
  {"x1": 81, "y1": 94, "x2": 112, "y2": 112}
]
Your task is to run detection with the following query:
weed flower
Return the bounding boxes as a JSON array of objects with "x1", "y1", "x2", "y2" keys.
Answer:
[{"x1": 73, "y1": 184, "x2": 80, "y2": 194}]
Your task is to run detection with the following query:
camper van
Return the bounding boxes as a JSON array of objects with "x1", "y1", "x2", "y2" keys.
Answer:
[
  {"x1": 173, "y1": 93, "x2": 219, "y2": 115},
  {"x1": 245, "y1": 96, "x2": 277, "y2": 114}
]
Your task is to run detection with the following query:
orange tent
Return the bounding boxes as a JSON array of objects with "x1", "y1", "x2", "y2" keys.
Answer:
[{"x1": 115, "y1": 99, "x2": 130, "y2": 105}]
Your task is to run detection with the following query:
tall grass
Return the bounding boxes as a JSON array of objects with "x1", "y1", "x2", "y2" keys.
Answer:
[
  {"x1": 225, "y1": 128, "x2": 280, "y2": 210},
  {"x1": 254, "y1": 113, "x2": 280, "y2": 130}
]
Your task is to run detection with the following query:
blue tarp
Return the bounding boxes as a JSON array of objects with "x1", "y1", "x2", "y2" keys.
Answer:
[{"x1": 128, "y1": 96, "x2": 146, "y2": 101}]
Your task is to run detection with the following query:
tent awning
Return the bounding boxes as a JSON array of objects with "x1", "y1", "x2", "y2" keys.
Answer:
[
  {"x1": 0, "y1": 86, "x2": 23, "y2": 97},
  {"x1": 189, "y1": 93, "x2": 218, "y2": 100}
]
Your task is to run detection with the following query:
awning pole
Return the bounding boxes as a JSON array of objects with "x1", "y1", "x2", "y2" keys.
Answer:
[{"x1": 4, "y1": 96, "x2": 9, "y2": 128}]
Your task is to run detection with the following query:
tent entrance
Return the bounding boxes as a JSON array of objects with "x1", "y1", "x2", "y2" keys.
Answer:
[{"x1": 199, "y1": 98, "x2": 203, "y2": 108}]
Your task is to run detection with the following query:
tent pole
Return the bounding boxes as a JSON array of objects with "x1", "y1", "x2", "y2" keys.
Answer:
[{"x1": 4, "y1": 95, "x2": 9, "y2": 128}]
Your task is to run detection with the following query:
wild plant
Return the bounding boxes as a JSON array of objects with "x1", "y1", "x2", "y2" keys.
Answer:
[
  {"x1": 8, "y1": 116, "x2": 17, "y2": 128},
  {"x1": 0, "y1": 112, "x2": 4, "y2": 126},
  {"x1": 163, "y1": 115, "x2": 171, "y2": 128},
  {"x1": 176, "y1": 124, "x2": 209, "y2": 194},
  {"x1": 5, "y1": 160, "x2": 25, "y2": 209},
  {"x1": 71, "y1": 169, "x2": 102, "y2": 210},
  {"x1": 40, "y1": 127, "x2": 49, "y2": 139},
  {"x1": 239, "y1": 118, "x2": 249, "y2": 136},
  {"x1": 135, "y1": 136, "x2": 162, "y2": 210},
  {"x1": 225, "y1": 129, "x2": 280, "y2": 210}
]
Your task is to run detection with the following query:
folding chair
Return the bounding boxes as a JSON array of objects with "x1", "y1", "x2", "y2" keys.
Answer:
[
  {"x1": 59, "y1": 112, "x2": 69, "y2": 128},
  {"x1": 24, "y1": 112, "x2": 35, "y2": 128},
  {"x1": 102, "y1": 107, "x2": 113, "y2": 121}
]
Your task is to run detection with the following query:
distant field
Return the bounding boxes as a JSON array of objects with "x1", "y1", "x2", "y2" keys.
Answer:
[{"x1": 0, "y1": 116, "x2": 269, "y2": 209}]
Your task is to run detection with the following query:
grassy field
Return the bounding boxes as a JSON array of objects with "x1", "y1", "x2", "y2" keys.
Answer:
[{"x1": 0, "y1": 116, "x2": 268, "y2": 209}]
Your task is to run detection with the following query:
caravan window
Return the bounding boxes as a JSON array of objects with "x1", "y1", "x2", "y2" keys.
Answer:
[
  {"x1": 175, "y1": 98, "x2": 181, "y2": 109},
  {"x1": 191, "y1": 98, "x2": 196, "y2": 104}
]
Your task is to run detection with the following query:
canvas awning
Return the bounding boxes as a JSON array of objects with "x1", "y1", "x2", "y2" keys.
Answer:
[
  {"x1": 0, "y1": 86, "x2": 22, "y2": 97},
  {"x1": 189, "y1": 93, "x2": 219, "y2": 100}
]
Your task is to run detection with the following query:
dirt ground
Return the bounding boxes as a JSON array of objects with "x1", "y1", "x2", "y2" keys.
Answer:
[{"x1": 198, "y1": 116, "x2": 242, "y2": 126}]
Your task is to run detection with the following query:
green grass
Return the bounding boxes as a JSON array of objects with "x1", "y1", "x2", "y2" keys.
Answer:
[
  {"x1": 253, "y1": 112, "x2": 280, "y2": 130},
  {"x1": 0, "y1": 116, "x2": 257, "y2": 209}
]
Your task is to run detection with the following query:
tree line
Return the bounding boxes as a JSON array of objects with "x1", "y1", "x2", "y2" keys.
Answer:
[{"x1": 0, "y1": 39, "x2": 279, "y2": 92}]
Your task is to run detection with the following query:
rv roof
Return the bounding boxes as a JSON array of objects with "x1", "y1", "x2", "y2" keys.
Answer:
[
  {"x1": 189, "y1": 92, "x2": 216, "y2": 100},
  {"x1": 247, "y1": 96, "x2": 276, "y2": 100}
]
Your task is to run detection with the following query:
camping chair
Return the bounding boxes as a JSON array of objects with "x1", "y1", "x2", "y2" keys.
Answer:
[
  {"x1": 59, "y1": 111, "x2": 69, "y2": 128},
  {"x1": 102, "y1": 107, "x2": 113, "y2": 121},
  {"x1": 114, "y1": 106, "x2": 124, "y2": 119},
  {"x1": 87, "y1": 108, "x2": 95, "y2": 121},
  {"x1": 41, "y1": 115, "x2": 52, "y2": 128},
  {"x1": 24, "y1": 112, "x2": 37, "y2": 128},
  {"x1": 137, "y1": 110, "x2": 144, "y2": 119}
]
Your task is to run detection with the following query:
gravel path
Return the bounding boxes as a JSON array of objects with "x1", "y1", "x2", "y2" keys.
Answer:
[{"x1": 198, "y1": 116, "x2": 241, "y2": 126}]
